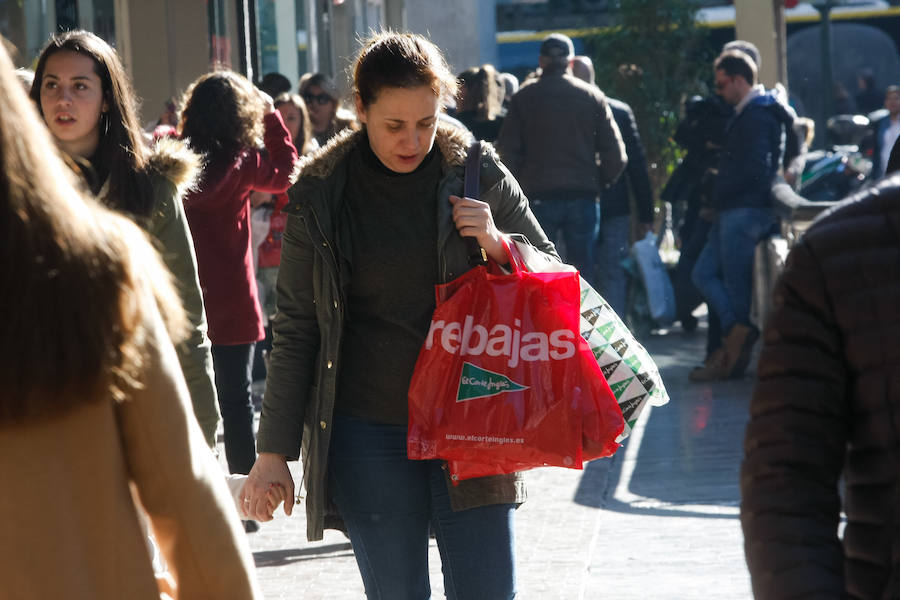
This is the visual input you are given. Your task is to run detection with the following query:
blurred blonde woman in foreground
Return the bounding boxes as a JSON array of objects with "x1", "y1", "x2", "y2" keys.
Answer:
[{"x1": 0, "y1": 42, "x2": 262, "y2": 599}]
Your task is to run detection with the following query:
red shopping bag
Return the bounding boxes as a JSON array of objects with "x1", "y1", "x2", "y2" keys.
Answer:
[
  {"x1": 447, "y1": 340, "x2": 622, "y2": 480},
  {"x1": 407, "y1": 242, "x2": 623, "y2": 480}
]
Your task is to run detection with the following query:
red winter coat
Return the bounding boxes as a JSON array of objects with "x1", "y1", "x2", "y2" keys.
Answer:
[{"x1": 184, "y1": 111, "x2": 298, "y2": 345}]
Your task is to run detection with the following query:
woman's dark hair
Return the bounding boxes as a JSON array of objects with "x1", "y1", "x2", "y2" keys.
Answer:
[
  {"x1": 1, "y1": 39, "x2": 186, "y2": 422},
  {"x1": 179, "y1": 70, "x2": 265, "y2": 162},
  {"x1": 353, "y1": 31, "x2": 457, "y2": 108},
  {"x1": 30, "y1": 30, "x2": 154, "y2": 218},
  {"x1": 274, "y1": 92, "x2": 315, "y2": 155}
]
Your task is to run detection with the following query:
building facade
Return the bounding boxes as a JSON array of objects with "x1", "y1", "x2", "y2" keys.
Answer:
[{"x1": 2, "y1": 0, "x2": 496, "y2": 126}]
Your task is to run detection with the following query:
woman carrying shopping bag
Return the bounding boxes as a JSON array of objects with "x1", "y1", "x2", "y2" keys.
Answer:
[{"x1": 243, "y1": 31, "x2": 557, "y2": 599}]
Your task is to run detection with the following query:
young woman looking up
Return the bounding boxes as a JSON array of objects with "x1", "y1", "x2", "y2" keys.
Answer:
[
  {"x1": 179, "y1": 70, "x2": 298, "y2": 480},
  {"x1": 0, "y1": 39, "x2": 261, "y2": 599},
  {"x1": 244, "y1": 31, "x2": 558, "y2": 599},
  {"x1": 30, "y1": 30, "x2": 220, "y2": 448}
]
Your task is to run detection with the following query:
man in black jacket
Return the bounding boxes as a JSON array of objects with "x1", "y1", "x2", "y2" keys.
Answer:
[{"x1": 571, "y1": 55, "x2": 653, "y2": 316}]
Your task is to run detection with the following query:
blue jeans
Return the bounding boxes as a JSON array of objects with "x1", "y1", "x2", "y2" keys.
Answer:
[
  {"x1": 691, "y1": 207, "x2": 775, "y2": 334},
  {"x1": 328, "y1": 413, "x2": 517, "y2": 600},
  {"x1": 530, "y1": 195, "x2": 599, "y2": 286},
  {"x1": 595, "y1": 213, "x2": 630, "y2": 317}
]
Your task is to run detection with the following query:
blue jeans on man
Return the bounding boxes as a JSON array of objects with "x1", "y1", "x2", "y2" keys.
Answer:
[
  {"x1": 688, "y1": 207, "x2": 774, "y2": 381},
  {"x1": 529, "y1": 195, "x2": 599, "y2": 285},
  {"x1": 691, "y1": 207, "x2": 775, "y2": 336}
]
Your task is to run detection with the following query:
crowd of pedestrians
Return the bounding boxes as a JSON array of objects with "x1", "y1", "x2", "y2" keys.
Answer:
[{"x1": 5, "y1": 19, "x2": 900, "y2": 599}]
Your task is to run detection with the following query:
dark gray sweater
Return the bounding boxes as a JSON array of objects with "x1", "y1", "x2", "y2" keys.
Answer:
[{"x1": 335, "y1": 136, "x2": 442, "y2": 424}]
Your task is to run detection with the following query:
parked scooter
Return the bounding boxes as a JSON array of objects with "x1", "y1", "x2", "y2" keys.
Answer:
[{"x1": 796, "y1": 114, "x2": 873, "y2": 202}]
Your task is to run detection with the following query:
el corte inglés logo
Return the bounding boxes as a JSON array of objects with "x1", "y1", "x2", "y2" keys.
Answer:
[{"x1": 457, "y1": 362, "x2": 529, "y2": 402}]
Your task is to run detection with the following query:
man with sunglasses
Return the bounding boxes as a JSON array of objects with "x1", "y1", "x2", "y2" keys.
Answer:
[
  {"x1": 689, "y1": 50, "x2": 795, "y2": 381},
  {"x1": 298, "y1": 72, "x2": 357, "y2": 146}
]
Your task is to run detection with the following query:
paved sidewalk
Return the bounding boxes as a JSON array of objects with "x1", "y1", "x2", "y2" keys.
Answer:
[{"x1": 232, "y1": 326, "x2": 756, "y2": 599}]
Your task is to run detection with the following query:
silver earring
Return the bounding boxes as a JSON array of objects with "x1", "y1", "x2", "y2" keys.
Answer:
[{"x1": 102, "y1": 112, "x2": 109, "y2": 136}]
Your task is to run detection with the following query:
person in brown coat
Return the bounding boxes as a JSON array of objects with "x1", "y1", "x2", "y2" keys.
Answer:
[
  {"x1": 741, "y1": 177, "x2": 900, "y2": 599},
  {"x1": 0, "y1": 40, "x2": 261, "y2": 600}
]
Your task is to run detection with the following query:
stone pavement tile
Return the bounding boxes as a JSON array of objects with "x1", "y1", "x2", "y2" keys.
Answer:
[{"x1": 578, "y1": 333, "x2": 754, "y2": 600}]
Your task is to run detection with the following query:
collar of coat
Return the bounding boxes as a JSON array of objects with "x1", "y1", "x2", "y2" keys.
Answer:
[
  {"x1": 148, "y1": 136, "x2": 202, "y2": 197},
  {"x1": 294, "y1": 122, "x2": 493, "y2": 181},
  {"x1": 94, "y1": 136, "x2": 202, "y2": 205}
]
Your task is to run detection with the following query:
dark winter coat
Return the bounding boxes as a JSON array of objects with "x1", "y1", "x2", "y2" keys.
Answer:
[
  {"x1": 714, "y1": 89, "x2": 794, "y2": 212},
  {"x1": 741, "y1": 176, "x2": 900, "y2": 599},
  {"x1": 257, "y1": 124, "x2": 558, "y2": 541},
  {"x1": 495, "y1": 70, "x2": 626, "y2": 198},
  {"x1": 600, "y1": 98, "x2": 654, "y2": 222},
  {"x1": 96, "y1": 138, "x2": 219, "y2": 446}
]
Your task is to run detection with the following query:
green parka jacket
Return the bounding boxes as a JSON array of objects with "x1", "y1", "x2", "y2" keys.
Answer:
[
  {"x1": 98, "y1": 138, "x2": 220, "y2": 446},
  {"x1": 257, "y1": 124, "x2": 559, "y2": 541}
]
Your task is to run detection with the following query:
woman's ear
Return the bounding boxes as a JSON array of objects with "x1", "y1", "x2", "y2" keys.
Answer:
[{"x1": 354, "y1": 93, "x2": 367, "y2": 125}]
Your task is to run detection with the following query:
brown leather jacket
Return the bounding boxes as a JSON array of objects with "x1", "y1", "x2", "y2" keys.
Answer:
[{"x1": 741, "y1": 178, "x2": 900, "y2": 599}]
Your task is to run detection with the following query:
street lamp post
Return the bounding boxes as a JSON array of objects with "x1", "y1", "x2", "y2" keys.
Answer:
[{"x1": 814, "y1": 0, "x2": 836, "y2": 137}]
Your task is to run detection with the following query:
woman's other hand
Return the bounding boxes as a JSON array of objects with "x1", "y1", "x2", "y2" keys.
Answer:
[
  {"x1": 449, "y1": 195, "x2": 509, "y2": 263},
  {"x1": 242, "y1": 452, "x2": 295, "y2": 521}
]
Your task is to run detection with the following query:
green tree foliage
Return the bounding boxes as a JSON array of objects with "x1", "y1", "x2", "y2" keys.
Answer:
[{"x1": 585, "y1": 0, "x2": 715, "y2": 194}]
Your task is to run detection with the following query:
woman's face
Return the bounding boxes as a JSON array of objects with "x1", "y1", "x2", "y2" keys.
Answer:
[
  {"x1": 356, "y1": 84, "x2": 440, "y2": 174},
  {"x1": 276, "y1": 102, "x2": 301, "y2": 143},
  {"x1": 302, "y1": 84, "x2": 336, "y2": 134},
  {"x1": 39, "y1": 50, "x2": 108, "y2": 158}
]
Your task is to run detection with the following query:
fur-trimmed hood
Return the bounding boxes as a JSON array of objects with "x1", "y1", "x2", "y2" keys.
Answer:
[
  {"x1": 294, "y1": 122, "x2": 487, "y2": 181},
  {"x1": 147, "y1": 136, "x2": 202, "y2": 199}
]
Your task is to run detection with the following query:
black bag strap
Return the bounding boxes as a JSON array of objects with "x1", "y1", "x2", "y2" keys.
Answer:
[
  {"x1": 465, "y1": 140, "x2": 482, "y2": 199},
  {"x1": 464, "y1": 140, "x2": 488, "y2": 266}
]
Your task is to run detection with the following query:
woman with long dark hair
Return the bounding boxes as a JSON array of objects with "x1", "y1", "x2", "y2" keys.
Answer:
[
  {"x1": 179, "y1": 70, "x2": 298, "y2": 483},
  {"x1": 0, "y1": 40, "x2": 261, "y2": 600},
  {"x1": 29, "y1": 30, "x2": 220, "y2": 447}
]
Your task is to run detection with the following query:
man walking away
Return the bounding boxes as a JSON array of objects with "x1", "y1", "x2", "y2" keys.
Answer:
[{"x1": 496, "y1": 33, "x2": 626, "y2": 285}]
